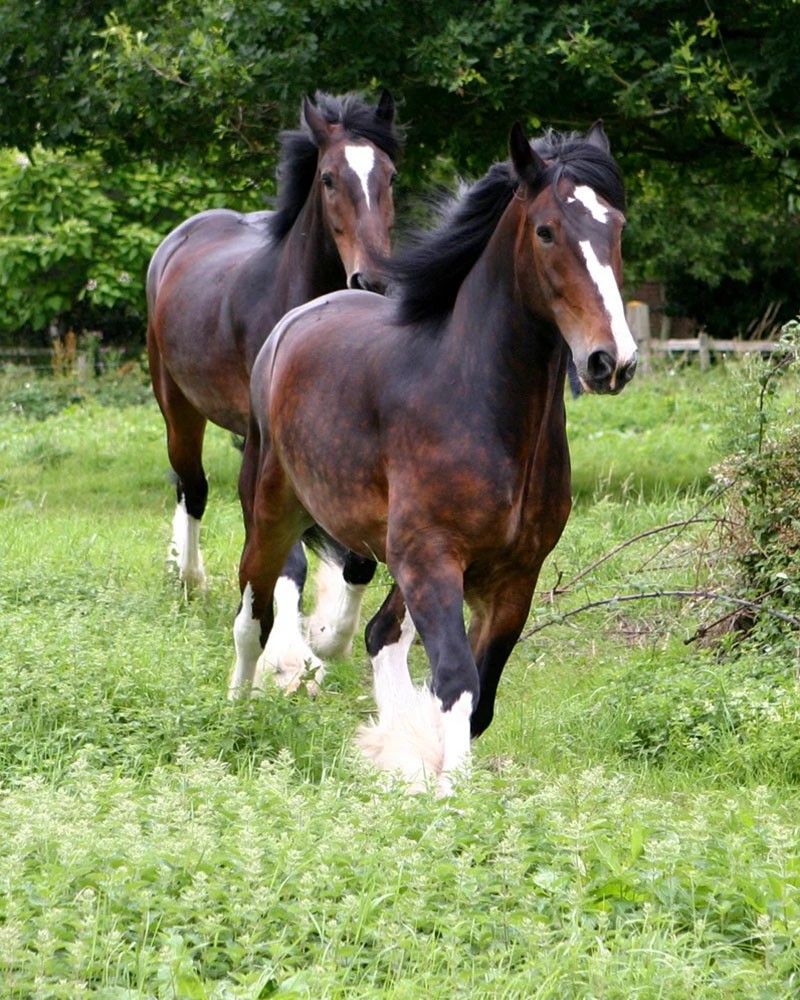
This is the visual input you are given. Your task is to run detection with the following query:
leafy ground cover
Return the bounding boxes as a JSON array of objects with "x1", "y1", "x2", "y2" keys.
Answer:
[{"x1": 1, "y1": 356, "x2": 799, "y2": 998}]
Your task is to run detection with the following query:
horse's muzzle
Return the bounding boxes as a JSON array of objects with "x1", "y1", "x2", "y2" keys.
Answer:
[
  {"x1": 582, "y1": 349, "x2": 638, "y2": 395},
  {"x1": 349, "y1": 271, "x2": 386, "y2": 294}
]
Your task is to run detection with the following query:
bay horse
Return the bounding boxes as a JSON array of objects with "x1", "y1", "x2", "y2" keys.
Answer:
[
  {"x1": 147, "y1": 90, "x2": 401, "y2": 688},
  {"x1": 232, "y1": 121, "x2": 637, "y2": 793}
]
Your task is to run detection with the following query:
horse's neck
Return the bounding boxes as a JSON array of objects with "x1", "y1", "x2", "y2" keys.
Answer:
[
  {"x1": 450, "y1": 219, "x2": 572, "y2": 525},
  {"x1": 450, "y1": 208, "x2": 567, "y2": 414},
  {"x1": 275, "y1": 194, "x2": 344, "y2": 306}
]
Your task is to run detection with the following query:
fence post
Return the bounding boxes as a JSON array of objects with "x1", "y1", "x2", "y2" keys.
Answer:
[
  {"x1": 698, "y1": 331, "x2": 710, "y2": 371},
  {"x1": 626, "y1": 300, "x2": 651, "y2": 373}
]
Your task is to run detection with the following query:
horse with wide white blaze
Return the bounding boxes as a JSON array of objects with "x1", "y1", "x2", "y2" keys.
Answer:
[
  {"x1": 232, "y1": 120, "x2": 637, "y2": 793},
  {"x1": 146, "y1": 90, "x2": 401, "y2": 690}
]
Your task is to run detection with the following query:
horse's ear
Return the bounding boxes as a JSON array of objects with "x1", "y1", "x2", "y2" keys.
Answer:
[
  {"x1": 509, "y1": 122, "x2": 546, "y2": 185},
  {"x1": 302, "y1": 94, "x2": 330, "y2": 147},
  {"x1": 376, "y1": 89, "x2": 395, "y2": 123},
  {"x1": 585, "y1": 119, "x2": 610, "y2": 152}
]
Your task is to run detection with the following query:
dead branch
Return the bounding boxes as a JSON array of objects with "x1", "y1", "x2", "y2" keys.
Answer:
[
  {"x1": 520, "y1": 588, "x2": 800, "y2": 642},
  {"x1": 550, "y1": 516, "x2": 724, "y2": 598}
]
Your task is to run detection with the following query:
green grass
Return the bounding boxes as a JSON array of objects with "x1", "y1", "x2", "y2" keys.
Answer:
[{"x1": 1, "y1": 361, "x2": 799, "y2": 998}]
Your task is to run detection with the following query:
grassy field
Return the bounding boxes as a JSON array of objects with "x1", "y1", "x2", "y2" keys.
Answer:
[{"x1": 1, "y1": 355, "x2": 799, "y2": 998}]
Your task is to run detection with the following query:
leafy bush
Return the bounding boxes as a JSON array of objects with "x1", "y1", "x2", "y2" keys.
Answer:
[
  {"x1": 601, "y1": 321, "x2": 800, "y2": 777},
  {"x1": 0, "y1": 348, "x2": 152, "y2": 420},
  {"x1": 0, "y1": 147, "x2": 262, "y2": 342},
  {"x1": 708, "y1": 320, "x2": 800, "y2": 647},
  {"x1": 607, "y1": 638, "x2": 800, "y2": 780}
]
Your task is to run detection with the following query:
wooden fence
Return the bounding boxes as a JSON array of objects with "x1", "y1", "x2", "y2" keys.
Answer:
[
  {"x1": 0, "y1": 304, "x2": 785, "y2": 375},
  {"x1": 625, "y1": 301, "x2": 781, "y2": 371}
]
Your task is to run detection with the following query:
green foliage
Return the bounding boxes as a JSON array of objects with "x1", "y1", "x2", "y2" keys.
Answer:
[
  {"x1": 2, "y1": 366, "x2": 800, "y2": 994},
  {"x1": 625, "y1": 160, "x2": 800, "y2": 333},
  {"x1": 0, "y1": 146, "x2": 261, "y2": 339},
  {"x1": 567, "y1": 364, "x2": 720, "y2": 500},
  {"x1": 708, "y1": 321, "x2": 800, "y2": 644},
  {"x1": 2, "y1": 1, "x2": 800, "y2": 337},
  {"x1": 605, "y1": 638, "x2": 800, "y2": 780}
]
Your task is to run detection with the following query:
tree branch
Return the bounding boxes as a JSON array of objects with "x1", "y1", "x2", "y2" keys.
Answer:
[
  {"x1": 548, "y1": 515, "x2": 724, "y2": 598},
  {"x1": 520, "y1": 588, "x2": 800, "y2": 642}
]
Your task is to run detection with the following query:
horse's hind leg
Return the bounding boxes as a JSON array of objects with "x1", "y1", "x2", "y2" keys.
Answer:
[
  {"x1": 256, "y1": 540, "x2": 324, "y2": 695},
  {"x1": 230, "y1": 432, "x2": 320, "y2": 697},
  {"x1": 307, "y1": 547, "x2": 377, "y2": 658},
  {"x1": 148, "y1": 346, "x2": 209, "y2": 590}
]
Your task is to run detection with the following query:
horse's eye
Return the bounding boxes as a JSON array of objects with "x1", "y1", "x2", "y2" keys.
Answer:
[
  {"x1": 390, "y1": 171, "x2": 398, "y2": 186},
  {"x1": 321, "y1": 172, "x2": 334, "y2": 189},
  {"x1": 536, "y1": 225, "x2": 554, "y2": 244}
]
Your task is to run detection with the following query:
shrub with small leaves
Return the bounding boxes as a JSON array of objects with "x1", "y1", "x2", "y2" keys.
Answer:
[{"x1": 702, "y1": 321, "x2": 800, "y2": 648}]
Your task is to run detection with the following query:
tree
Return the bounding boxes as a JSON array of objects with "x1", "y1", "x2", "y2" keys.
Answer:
[{"x1": 2, "y1": 0, "x2": 799, "y2": 337}]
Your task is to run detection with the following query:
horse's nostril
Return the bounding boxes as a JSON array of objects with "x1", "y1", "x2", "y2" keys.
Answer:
[
  {"x1": 349, "y1": 272, "x2": 365, "y2": 290},
  {"x1": 586, "y1": 349, "x2": 615, "y2": 384},
  {"x1": 621, "y1": 356, "x2": 638, "y2": 385}
]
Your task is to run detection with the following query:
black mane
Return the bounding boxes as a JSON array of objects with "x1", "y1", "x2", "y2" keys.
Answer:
[
  {"x1": 267, "y1": 92, "x2": 403, "y2": 244},
  {"x1": 390, "y1": 128, "x2": 625, "y2": 328}
]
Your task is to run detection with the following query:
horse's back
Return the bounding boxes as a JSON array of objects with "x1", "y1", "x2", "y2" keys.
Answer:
[
  {"x1": 269, "y1": 289, "x2": 386, "y2": 357},
  {"x1": 147, "y1": 208, "x2": 274, "y2": 297},
  {"x1": 146, "y1": 207, "x2": 279, "y2": 432},
  {"x1": 254, "y1": 289, "x2": 392, "y2": 405}
]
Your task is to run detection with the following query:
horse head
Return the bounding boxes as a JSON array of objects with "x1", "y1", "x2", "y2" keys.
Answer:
[
  {"x1": 303, "y1": 90, "x2": 398, "y2": 294},
  {"x1": 509, "y1": 121, "x2": 637, "y2": 394}
]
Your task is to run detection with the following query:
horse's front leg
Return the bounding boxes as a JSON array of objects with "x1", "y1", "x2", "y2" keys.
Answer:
[
  {"x1": 468, "y1": 575, "x2": 536, "y2": 738},
  {"x1": 364, "y1": 551, "x2": 478, "y2": 795},
  {"x1": 357, "y1": 583, "x2": 423, "y2": 785},
  {"x1": 412, "y1": 568, "x2": 478, "y2": 795}
]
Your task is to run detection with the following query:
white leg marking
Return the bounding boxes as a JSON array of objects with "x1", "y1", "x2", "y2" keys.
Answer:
[
  {"x1": 169, "y1": 498, "x2": 206, "y2": 589},
  {"x1": 371, "y1": 610, "x2": 416, "y2": 728},
  {"x1": 255, "y1": 577, "x2": 324, "y2": 695},
  {"x1": 306, "y1": 557, "x2": 367, "y2": 659},
  {"x1": 357, "y1": 613, "x2": 473, "y2": 794},
  {"x1": 345, "y1": 145, "x2": 375, "y2": 209},
  {"x1": 578, "y1": 239, "x2": 638, "y2": 365},
  {"x1": 357, "y1": 686, "x2": 444, "y2": 793},
  {"x1": 229, "y1": 583, "x2": 261, "y2": 698},
  {"x1": 438, "y1": 691, "x2": 474, "y2": 797}
]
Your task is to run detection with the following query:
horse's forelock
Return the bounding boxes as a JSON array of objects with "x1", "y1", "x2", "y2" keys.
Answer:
[
  {"x1": 312, "y1": 91, "x2": 403, "y2": 163},
  {"x1": 533, "y1": 131, "x2": 626, "y2": 213}
]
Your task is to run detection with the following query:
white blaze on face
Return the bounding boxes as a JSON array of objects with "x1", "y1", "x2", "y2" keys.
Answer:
[
  {"x1": 571, "y1": 184, "x2": 610, "y2": 223},
  {"x1": 568, "y1": 183, "x2": 637, "y2": 366},
  {"x1": 579, "y1": 239, "x2": 638, "y2": 365},
  {"x1": 345, "y1": 145, "x2": 376, "y2": 209}
]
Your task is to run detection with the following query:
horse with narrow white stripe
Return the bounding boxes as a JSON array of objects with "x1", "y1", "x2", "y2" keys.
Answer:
[
  {"x1": 234, "y1": 120, "x2": 636, "y2": 795},
  {"x1": 146, "y1": 90, "x2": 402, "y2": 689}
]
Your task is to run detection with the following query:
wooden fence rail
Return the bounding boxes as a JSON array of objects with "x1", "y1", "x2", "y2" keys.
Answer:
[
  {"x1": 625, "y1": 301, "x2": 781, "y2": 371},
  {"x1": 0, "y1": 304, "x2": 785, "y2": 374}
]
